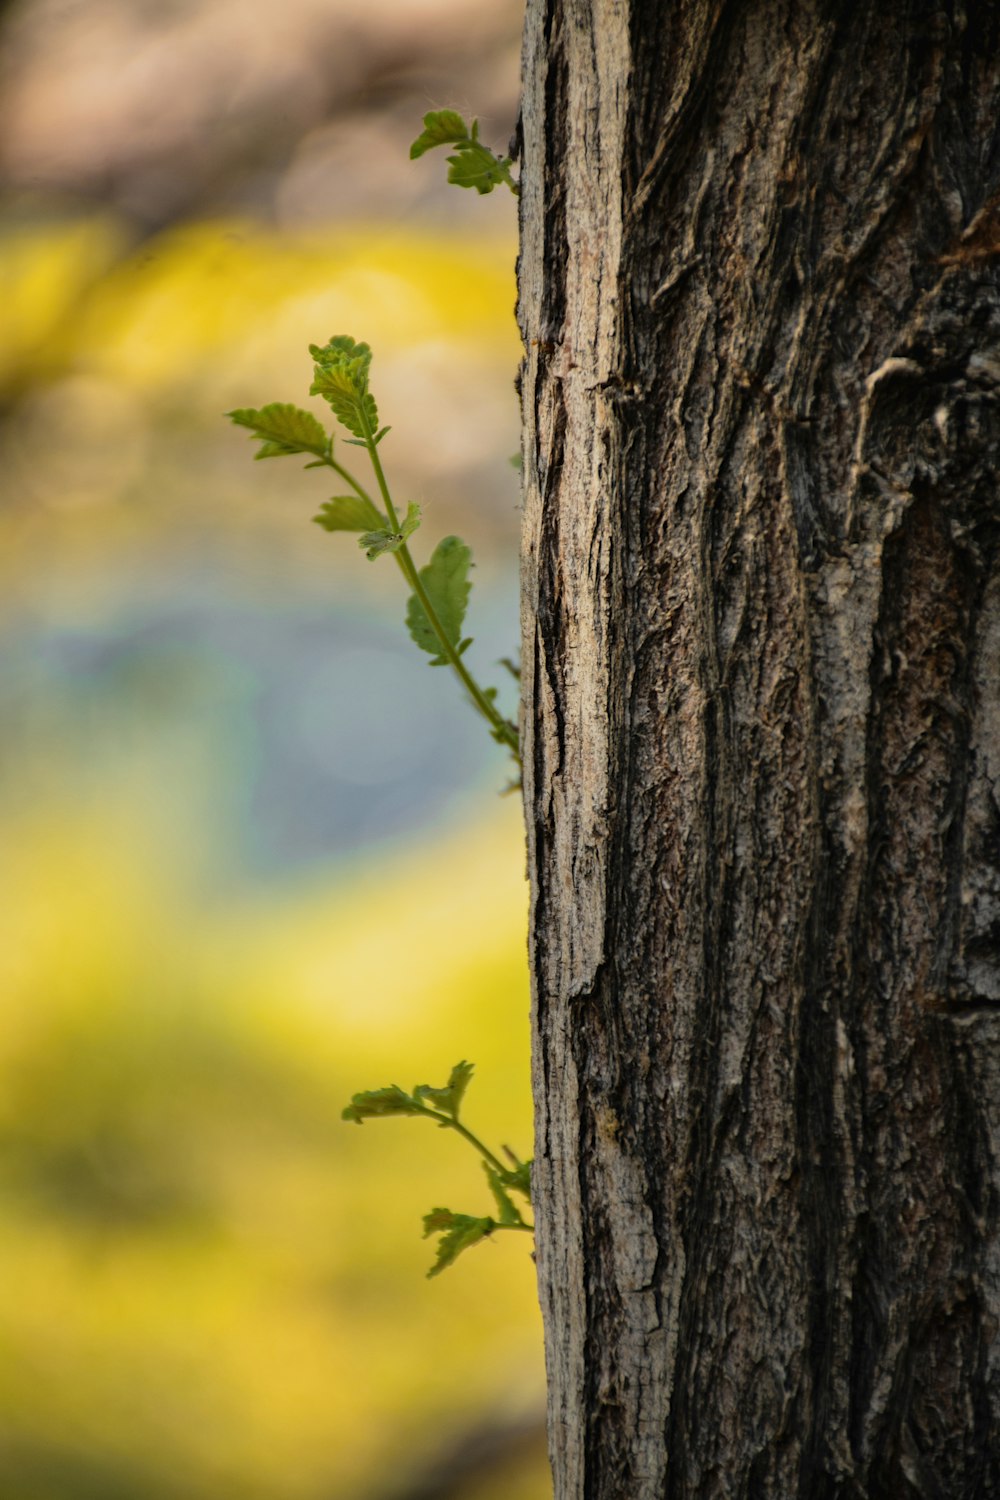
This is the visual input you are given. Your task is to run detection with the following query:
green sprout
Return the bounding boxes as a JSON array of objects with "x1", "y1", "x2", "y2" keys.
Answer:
[
  {"x1": 410, "y1": 110, "x2": 518, "y2": 196},
  {"x1": 227, "y1": 111, "x2": 530, "y2": 1279},
  {"x1": 227, "y1": 336, "x2": 519, "y2": 763},
  {"x1": 343, "y1": 1063, "x2": 533, "y2": 1277}
]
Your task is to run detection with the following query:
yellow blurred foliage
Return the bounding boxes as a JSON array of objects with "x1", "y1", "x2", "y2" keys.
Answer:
[
  {"x1": 1, "y1": 214, "x2": 519, "y2": 401},
  {"x1": 0, "y1": 208, "x2": 545, "y2": 1497},
  {"x1": 0, "y1": 215, "x2": 126, "y2": 390},
  {"x1": 0, "y1": 797, "x2": 543, "y2": 1499}
]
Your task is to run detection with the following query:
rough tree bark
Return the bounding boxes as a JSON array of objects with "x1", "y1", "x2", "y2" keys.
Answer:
[{"x1": 518, "y1": 2, "x2": 1000, "y2": 1496}]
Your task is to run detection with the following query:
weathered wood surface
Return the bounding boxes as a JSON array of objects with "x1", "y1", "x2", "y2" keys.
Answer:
[{"x1": 518, "y1": 3, "x2": 1000, "y2": 1495}]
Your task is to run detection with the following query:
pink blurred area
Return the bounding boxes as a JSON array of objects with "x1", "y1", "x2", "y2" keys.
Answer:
[{"x1": 0, "y1": 0, "x2": 522, "y2": 228}]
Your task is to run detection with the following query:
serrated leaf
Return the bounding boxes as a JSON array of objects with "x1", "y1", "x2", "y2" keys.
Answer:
[
  {"x1": 501, "y1": 1159, "x2": 532, "y2": 1202},
  {"x1": 414, "y1": 1060, "x2": 474, "y2": 1120},
  {"x1": 358, "y1": 502, "x2": 421, "y2": 560},
  {"x1": 359, "y1": 528, "x2": 399, "y2": 560},
  {"x1": 399, "y1": 502, "x2": 421, "y2": 538},
  {"x1": 446, "y1": 144, "x2": 512, "y2": 195},
  {"x1": 310, "y1": 367, "x2": 379, "y2": 440},
  {"x1": 227, "y1": 403, "x2": 329, "y2": 459},
  {"x1": 422, "y1": 1207, "x2": 460, "y2": 1234},
  {"x1": 310, "y1": 335, "x2": 373, "y2": 373},
  {"x1": 484, "y1": 1163, "x2": 521, "y2": 1226},
  {"x1": 341, "y1": 1085, "x2": 423, "y2": 1124},
  {"x1": 314, "y1": 495, "x2": 383, "y2": 533},
  {"x1": 421, "y1": 1208, "x2": 493, "y2": 1278},
  {"x1": 308, "y1": 337, "x2": 379, "y2": 439},
  {"x1": 406, "y1": 536, "x2": 472, "y2": 665},
  {"x1": 409, "y1": 109, "x2": 470, "y2": 159}
]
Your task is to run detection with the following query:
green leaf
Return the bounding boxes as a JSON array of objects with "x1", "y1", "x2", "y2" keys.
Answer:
[
  {"x1": 421, "y1": 1208, "x2": 493, "y2": 1278},
  {"x1": 414, "y1": 1060, "x2": 475, "y2": 1120},
  {"x1": 406, "y1": 536, "x2": 472, "y2": 665},
  {"x1": 308, "y1": 336, "x2": 378, "y2": 439},
  {"x1": 341, "y1": 1085, "x2": 423, "y2": 1124},
  {"x1": 309, "y1": 335, "x2": 373, "y2": 373},
  {"x1": 484, "y1": 1163, "x2": 521, "y2": 1226},
  {"x1": 501, "y1": 1159, "x2": 532, "y2": 1202},
  {"x1": 358, "y1": 502, "x2": 421, "y2": 561},
  {"x1": 409, "y1": 109, "x2": 470, "y2": 159},
  {"x1": 310, "y1": 368, "x2": 379, "y2": 440},
  {"x1": 446, "y1": 144, "x2": 513, "y2": 195},
  {"x1": 314, "y1": 495, "x2": 383, "y2": 533},
  {"x1": 227, "y1": 403, "x2": 329, "y2": 459}
]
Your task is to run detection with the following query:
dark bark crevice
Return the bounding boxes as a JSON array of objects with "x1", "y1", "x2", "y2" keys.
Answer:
[{"x1": 520, "y1": 2, "x2": 1000, "y2": 1495}]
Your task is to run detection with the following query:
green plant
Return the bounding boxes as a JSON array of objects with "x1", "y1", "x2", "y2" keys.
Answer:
[
  {"x1": 343, "y1": 1062, "x2": 532, "y2": 1276},
  {"x1": 409, "y1": 110, "x2": 519, "y2": 196},
  {"x1": 227, "y1": 336, "x2": 519, "y2": 764},
  {"x1": 227, "y1": 111, "x2": 529, "y2": 1277}
]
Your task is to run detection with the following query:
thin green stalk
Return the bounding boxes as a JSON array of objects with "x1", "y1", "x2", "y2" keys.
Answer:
[
  {"x1": 323, "y1": 453, "x2": 379, "y2": 511},
  {"x1": 396, "y1": 545, "x2": 519, "y2": 757},
  {"x1": 416, "y1": 1104, "x2": 532, "y2": 1227},
  {"x1": 419, "y1": 1107, "x2": 513, "y2": 1179},
  {"x1": 357, "y1": 413, "x2": 520, "y2": 762}
]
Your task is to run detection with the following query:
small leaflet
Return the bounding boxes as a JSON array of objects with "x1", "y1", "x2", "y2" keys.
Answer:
[
  {"x1": 446, "y1": 148, "x2": 511, "y2": 195},
  {"x1": 409, "y1": 109, "x2": 469, "y2": 159},
  {"x1": 483, "y1": 1163, "x2": 521, "y2": 1227},
  {"x1": 308, "y1": 337, "x2": 379, "y2": 440},
  {"x1": 501, "y1": 1159, "x2": 532, "y2": 1202},
  {"x1": 414, "y1": 1060, "x2": 475, "y2": 1120},
  {"x1": 227, "y1": 403, "x2": 329, "y2": 459},
  {"x1": 358, "y1": 503, "x2": 422, "y2": 561},
  {"x1": 314, "y1": 495, "x2": 383, "y2": 533},
  {"x1": 421, "y1": 1208, "x2": 493, "y2": 1278},
  {"x1": 341, "y1": 1085, "x2": 423, "y2": 1124},
  {"x1": 405, "y1": 536, "x2": 472, "y2": 664},
  {"x1": 310, "y1": 366, "x2": 379, "y2": 440}
]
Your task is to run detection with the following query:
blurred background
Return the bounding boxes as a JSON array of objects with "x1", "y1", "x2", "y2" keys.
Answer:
[{"x1": 0, "y1": 2, "x2": 547, "y2": 1497}]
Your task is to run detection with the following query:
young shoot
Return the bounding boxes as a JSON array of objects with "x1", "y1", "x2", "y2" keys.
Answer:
[
  {"x1": 227, "y1": 109, "x2": 529, "y2": 1280},
  {"x1": 343, "y1": 1062, "x2": 533, "y2": 1277},
  {"x1": 410, "y1": 110, "x2": 519, "y2": 196},
  {"x1": 227, "y1": 337, "x2": 519, "y2": 765}
]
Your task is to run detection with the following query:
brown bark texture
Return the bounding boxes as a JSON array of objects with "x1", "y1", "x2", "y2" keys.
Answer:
[{"x1": 518, "y1": 2, "x2": 1000, "y2": 1496}]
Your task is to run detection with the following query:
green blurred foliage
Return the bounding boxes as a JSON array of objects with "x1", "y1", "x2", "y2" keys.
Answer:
[{"x1": 0, "y1": 206, "x2": 547, "y2": 1497}]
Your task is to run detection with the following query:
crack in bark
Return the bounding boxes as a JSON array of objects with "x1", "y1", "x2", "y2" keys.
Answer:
[{"x1": 521, "y1": 1, "x2": 1000, "y2": 1495}]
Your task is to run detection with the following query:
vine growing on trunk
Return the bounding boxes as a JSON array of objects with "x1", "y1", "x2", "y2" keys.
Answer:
[{"x1": 227, "y1": 113, "x2": 531, "y2": 1276}]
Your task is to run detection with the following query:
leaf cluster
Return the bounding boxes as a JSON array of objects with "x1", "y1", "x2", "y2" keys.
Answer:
[
  {"x1": 410, "y1": 110, "x2": 518, "y2": 196},
  {"x1": 308, "y1": 335, "x2": 390, "y2": 444},
  {"x1": 226, "y1": 334, "x2": 519, "y2": 767},
  {"x1": 342, "y1": 1062, "x2": 532, "y2": 1276},
  {"x1": 227, "y1": 115, "x2": 528, "y2": 1281}
]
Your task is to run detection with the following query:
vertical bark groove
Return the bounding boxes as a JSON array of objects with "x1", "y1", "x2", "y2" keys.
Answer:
[{"x1": 521, "y1": 2, "x2": 1000, "y2": 1496}]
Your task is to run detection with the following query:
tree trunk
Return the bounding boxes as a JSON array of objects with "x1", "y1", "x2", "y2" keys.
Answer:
[{"x1": 517, "y1": 3, "x2": 1000, "y2": 1496}]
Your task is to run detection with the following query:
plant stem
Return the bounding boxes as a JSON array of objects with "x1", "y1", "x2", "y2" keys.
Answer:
[
  {"x1": 396, "y1": 547, "x2": 519, "y2": 757},
  {"x1": 419, "y1": 1107, "x2": 511, "y2": 1179},
  {"x1": 415, "y1": 1104, "x2": 533, "y2": 1226},
  {"x1": 355, "y1": 415, "x2": 521, "y2": 763},
  {"x1": 324, "y1": 454, "x2": 379, "y2": 511}
]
